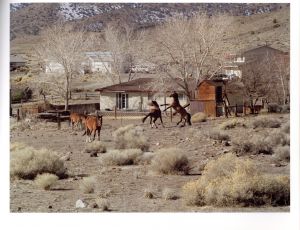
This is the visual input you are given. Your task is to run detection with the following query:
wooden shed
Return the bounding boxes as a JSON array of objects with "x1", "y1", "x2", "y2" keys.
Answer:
[{"x1": 190, "y1": 80, "x2": 225, "y2": 117}]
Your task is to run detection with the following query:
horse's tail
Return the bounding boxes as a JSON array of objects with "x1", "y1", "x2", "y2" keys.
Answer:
[
  {"x1": 187, "y1": 113, "x2": 192, "y2": 126},
  {"x1": 142, "y1": 113, "x2": 150, "y2": 123}
]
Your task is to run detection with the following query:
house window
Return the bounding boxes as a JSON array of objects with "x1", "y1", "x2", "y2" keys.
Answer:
[{"x1": 116, "y1": 93, "x2": 128, "y2": 109}]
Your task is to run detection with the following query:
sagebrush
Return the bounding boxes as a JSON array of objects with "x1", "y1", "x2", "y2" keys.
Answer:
[
  {"x1": 99, "y1": 149, "x2": 143, "y2": 166},
  {"x1": 191, "y1": 112, "x2": 207, "y2": 123},
  {"x1": 34, "y1": 173, "x2": 58, "y2": 190},
  {"x1": 10, "y1": 143, "x2": 66, "y2": 179},
  {"x1": 150, "y1": 148, "x2": 190, "y2": 175},
  {"x1": 182, "y1": 153, "x2": 290, "y2": 207},
  {"x1": 79, "y1": 176, "x2": 96, "y2": 194},
  {"x1": 113, "y1": 125, "x2": 149, "y2": 151}
]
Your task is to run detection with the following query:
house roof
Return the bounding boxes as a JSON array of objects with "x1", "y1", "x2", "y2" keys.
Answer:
[
  {"x1": 242, "y1": 45, "x2": 288, "y2": 56},
  {"x1": 10, "y1": 55, "x2": 26, "y2": 63},
  {"x1": 95, "y1": 77, "x2": 192, "y2": 93}
]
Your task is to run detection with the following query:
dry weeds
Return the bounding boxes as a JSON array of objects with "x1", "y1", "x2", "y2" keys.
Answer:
[
  {"x1": 34, "y1": 173, "x2": 58, "y2": 190},
  {"x1": 99, "y1": 149, "x2": 143, "y2": 166},
  {"x1": 191, "y1": 112, "x2": 207, "y2": 123},
  {"x1": 79, "y1": 176, "x2": 96, "y2": 194}
]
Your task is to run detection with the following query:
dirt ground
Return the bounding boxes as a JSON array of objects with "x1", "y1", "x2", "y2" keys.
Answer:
[{"x1": 10, "y1": 113, "x2": 290, "y2": 212}]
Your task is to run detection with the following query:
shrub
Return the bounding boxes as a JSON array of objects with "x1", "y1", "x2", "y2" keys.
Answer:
[
  {"x1": 182, "y1": 153, "x2": 290, "y2": 207},
  {"x1": 252, "y1": 116, "x2": 281, "y2": 129},
  {"x1": 144, "y1": 189, "x2": 154, "y2": 199},
  {"x1": 99, "y1": 149, "x2": 143, "y2": 166},
  {"x1": 273, "y1": 146, "x2": 290, "y2": 162},
  {"x1": 96, "y1": 198, "x2": 110, "y2": 211},
  {"x1": 162, "y1": 188, "x2": 179, "y2": 200},
  {"x1": 85, "y1": 141, "x2": 106, "y2": 155},
  {"x1": 265, "y1": 130, "x2": 290, "y2": 147},
  {"x1": 113, "y1": 125, "x2": 149, "y2": 151},
  {"x1": 34, "y1": 173, "x2": 58, "y2": 190},
  {"x1": 232, "y1": 135, "x2": 273, "y2": 155},
  {"x1": 10, "y1": 143, "x2": 66, "y2": 179},
  {"x1": 191, "y1": 112, "x2": 207, "y2": 123},
  {"x1": 79, "y1": 176, "x2": 96, "y2": 194},
  {"x1": 282, "y1": 123, "x2": 290, "y2": 134},
  {"x1": 273, "y1": 24, "x2": 280, "y2": 28},
  {"x1": 150, "y1": 148, "x2": 190, "y2": 175},
  {"x1": 10, "y1": 120, "x2": 31, "y2": 131},
  {"x1": 219, "y1": 119, "x2": 246, "y2": 130},
  {"x1": 208, "y1": 129, "x2": 230, "y2": 141},
  {"x1": 267, "y1": 103, "x2": 280, "y2": 113}
]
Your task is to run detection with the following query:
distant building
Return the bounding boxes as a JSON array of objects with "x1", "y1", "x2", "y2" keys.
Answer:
[
  {"x1": 223, "y1": 53, "x2": 245, "y2": 79},
  {"x1": 10, "y1": 54, "x2": 26, "y2": 71},
  {"x1": 44, "y1": 51, "x2": 113, "y2": 74}
]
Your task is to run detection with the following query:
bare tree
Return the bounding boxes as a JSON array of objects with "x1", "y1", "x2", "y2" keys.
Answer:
[
  {"x1": 34, "y1": 22, "x2": 89, "y2": 110},
  {"x1": 141, "y1": 14, "x2": 235, "y2": 101},
  {"x1": 95, "y1": 23, "x2": 143, "y2": 84}
]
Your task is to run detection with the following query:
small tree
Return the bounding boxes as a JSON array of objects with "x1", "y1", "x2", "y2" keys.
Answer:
[{"x1": 35, "y1": 22, "x2": 89, "y2": 110}]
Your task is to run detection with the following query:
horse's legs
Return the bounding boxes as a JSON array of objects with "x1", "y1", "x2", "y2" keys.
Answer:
[
  {"x1": 160, "y1": 115, "x2": 164, "y2": 128},
  {"x1": 97, "y1": 127, "x2": 101, "y2": 141},
  {"x1": 150, "y1": 116, "x2": 153, "y2": 128},
  {"x1": 153, "y1": 117, "x2": 158, "y2": 128},
  {"x1": 176, "y1": 118, "x2": 183, "y2": 126}
]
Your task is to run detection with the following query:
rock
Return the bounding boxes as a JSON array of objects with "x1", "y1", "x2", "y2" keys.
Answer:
[
  {"x1": 76, "y1": 199, "x2": 87, "y2": 208},
  {"x1": 224, "y1": 141, "x2": 231, "y2": 146},
  {"x1": 156, "y1": 142, "x2": 160, "y2": 146},
  {"x1": 48, "y1": 205, "x2": 52, "y2": 209},
  {"x1": 60, "y1": 155, "x2": 71, "y2": 161},
  {"x1": 90, "y1": 152, "x2": 98, "y2": 157}
]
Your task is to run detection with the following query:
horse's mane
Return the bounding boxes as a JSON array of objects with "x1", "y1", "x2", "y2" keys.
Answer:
[{"x1": 152, "y1": 100, "x2": 159, "y2": 108}]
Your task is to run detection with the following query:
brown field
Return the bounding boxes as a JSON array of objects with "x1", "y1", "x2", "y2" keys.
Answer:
[{"x1": 10, "y1": 113, "x2": 290, "y2": 212}]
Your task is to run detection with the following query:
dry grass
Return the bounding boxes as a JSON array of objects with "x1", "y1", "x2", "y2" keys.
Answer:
[
  {"x1": 191, "y1": 112, "x2": 207, "y2": 123},
  {"x1": 150, "y1": 148, "x2": 190, "y2": 175},
  {"x1": 85, "y1": 141, "x2": 107, "y2": 155},
  {"x1": 252, "y1": 116, "x2": 281, "y2": 129},
  {"x1": 282, "y1": 122, "x2": 290, "y2": 134},
  {"x1": 10, "y1": 120, "x2": 32, "y2": 131},
  {"x1": 96, "y1": 198, "x2": 110, "y2": 211},
  {"x1": 144, "y1": 189, "x2": 154, "y2": 199},
  {"x1": 219, "y1": 119, "x2": 246, "y2": 130},
  {"x1": 79, "y1": 176, "x2": 96, "y2": 194},
  {"x1": 99, "y1": 149, "x2": 143, "y2": 166},
  {"x1": 232, "y1": 135, "x2": 273, "y2": 155},
  {"x1": 34, "y1": 173, "x2": 58, "y2": 190},
  {"x1": 10, "y1": 143, "x2": 66, "y2": 179},
  {"x1": 162, "y1": 188, "x2": 179, "y2": 200},
  {"x1": 208, "y1": 129, "x2": 230, "y2": 141},
  {"x1": 265, "y1": 130, "x2": 290, "y2": 147},
  {"x1": 273, "y1": 145, "x2": 290, "y2": 162},
  {"x1": 182, "y1": 153, "x2": 290, "y2": 207},
  {"x1": 113, "y1": 125, "x2": 149, "y2": 151}
]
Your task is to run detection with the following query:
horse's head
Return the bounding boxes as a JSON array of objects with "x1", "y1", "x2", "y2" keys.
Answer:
[
  {"x1": 151, "y1": 100, "x2": 159, "y2": 108},
  {"x1": 169, "y1": 91, "x2": 179, "y2": 99}
]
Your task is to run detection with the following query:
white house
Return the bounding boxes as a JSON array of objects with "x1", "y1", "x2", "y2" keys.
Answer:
[
  {"x1": 95, "y1": 78, "x2": 190, "y2": 111},
  {"x1": 45, "y1": 51, "x2": 113, "y2": 74},
  {"x1": 223, "y1": 53, "x2": 245, "y2": 79}
]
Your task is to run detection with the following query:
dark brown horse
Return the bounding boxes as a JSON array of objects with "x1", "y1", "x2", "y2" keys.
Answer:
[
  {"x1": 142, "y1": 101, "x2": 164, "y2": 128},
  {"x1": 164, "y1": 91, "x2": 191, "y2": 127}
]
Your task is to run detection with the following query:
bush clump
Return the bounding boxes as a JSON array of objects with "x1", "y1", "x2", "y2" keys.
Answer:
[
  {"x1": 10, "y1": 143, "x2": 67, "y2": 179},
  {"x1": 162, "y1": 188, "x2": 179, "y2": 200},
  {"x1": 99, "y1": 149, "x2": 143, "y2": 166},
  {"x1": 113, "y1": 125, "x2": 149, "y2": 151},
  {"x1": 79, "y1": 176, "x2": 96, "y2": 194},
  {"x1": 208, "y1": 129, "x2": 230, "y2": 141},
  {"x1": 34, "y1": 173, "x2": 58, "y2": 190},
  {"x1": 219, "y1": 119, "x2": 246, "y2": 130},
  {"x1": 191, "y1": 112, "x2": 207, "y2": 123},
  {"x1": 150, "y1": 148, "x2": 190, "y2": 175},
  {"x1": 182, "y1": 153, "x2": 290, "y2": 207},
  {"x1": 232, "y1": 135, "x2": 273, "y2": 155},
  {"x1": 85, "y1": 141, "x2": 107, "y2": 155},
  {"x1": 273, "y1": 145, "x2": 290, "y2": 162},
  {"x1": 252, "y1": 116, "x2": 281, "y2": 129}
]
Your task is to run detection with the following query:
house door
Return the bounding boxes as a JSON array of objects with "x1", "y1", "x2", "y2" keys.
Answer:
[{"x1": 116, "y1": 93, "x2": 128, "y2": 109}]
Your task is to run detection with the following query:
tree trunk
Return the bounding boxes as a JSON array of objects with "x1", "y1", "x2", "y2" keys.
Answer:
[{"x1": 64, "y1": 75, "x2": 70, "y2": 111}]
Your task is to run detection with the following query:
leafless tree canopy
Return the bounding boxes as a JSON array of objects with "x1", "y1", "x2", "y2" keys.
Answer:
[
  {"x1": 142, "y1": 14, "x2": 236, "y2": 100},
  {"x1": 34, "y1": 21, "x2": 89, "y2": 110}
]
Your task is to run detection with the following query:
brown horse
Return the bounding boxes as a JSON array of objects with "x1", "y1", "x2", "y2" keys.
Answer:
[
  {"x1": 70, "y1": 112, "x2": 87, "y2": 130},
  {"x1": 164, "y1": 91, "x2": 191, "y2": 127},
  {"x1": 142, "y1": 100, "x2": 164, "y2": 128},
  {"x1": 82, "y1": 115, "x2": 103, "y2": 142}
]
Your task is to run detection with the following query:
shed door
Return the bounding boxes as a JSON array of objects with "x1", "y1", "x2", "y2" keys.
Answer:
[{"x1": 215, "y1": 86, "x2": 223, "y2": 103}]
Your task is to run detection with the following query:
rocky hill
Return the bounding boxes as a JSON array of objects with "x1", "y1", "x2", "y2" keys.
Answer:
[{"x1": 10, "y1": 3, "x2": 289, "y2": 39}]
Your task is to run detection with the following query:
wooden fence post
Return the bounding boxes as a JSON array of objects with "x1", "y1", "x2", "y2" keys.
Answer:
[
  {"x1": 114, "y1": 106, "x2": 117, "y2": 120},
  {"x1": 17, "y1": 109, "x2": 20, "y2": 122},
  {"x1": 57, "y1": 112, "x2": 61, "y2": 130},
  {"x1": 243, "y1": 103, "x2": 246, "y2": 116},
  {"x1": 170, "y1": 108, "x2": 173, "y2": 122},
  {"x1": 235, "y1": 104, "x2": 238, "y2": 117}
]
